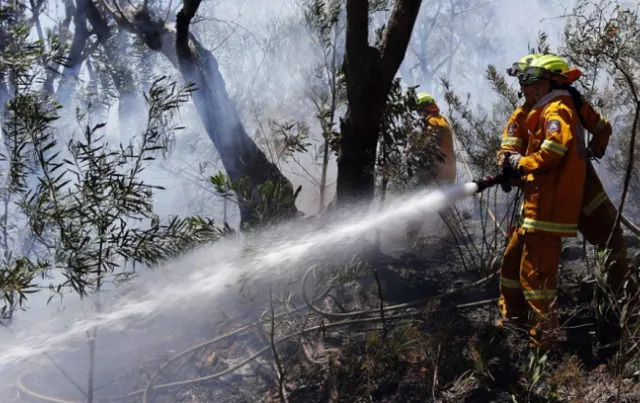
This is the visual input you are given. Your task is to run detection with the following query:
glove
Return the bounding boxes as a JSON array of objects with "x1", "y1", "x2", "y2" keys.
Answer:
[
  {"x1": 588, "y1": 142, "x2": 605, "y2": 159},
  {"x1": 498, "y1": 151, "x2": 522, "y2": 171},
  {"x1": 500, "y1": 152, "x2": 523, "y2": 172},
  {"x1": 506, "y1": 153, "x2": 523, "y2": 171},
  {"x1": 497, "y1": 152, "x2": 509, "y2": 167}
]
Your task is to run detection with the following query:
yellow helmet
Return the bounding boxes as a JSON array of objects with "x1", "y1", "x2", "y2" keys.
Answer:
[
  {"x1": 521, "y1": 54, "x2": 582, "y2": 84},
  {"x1": 416, "y1": 92, "x2": 436, "y2": 108},
  {"x1": 506, "y1": 53, "x2": 543, "y2": 78}
]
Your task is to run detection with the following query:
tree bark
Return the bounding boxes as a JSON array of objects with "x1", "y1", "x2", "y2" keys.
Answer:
[
  {"x1": 56, "y1": 0, "x2": 92, "y2": 105},
  {"x1": 42, "y1": 0, "x2": 75, "y2": 96},
  {"x1": 99, "y1": 0, "x2": 298, "y2": 225},
  {"x1": 84, "y1": 2, "x2": 142, "y2": 141},
  {"x1": 336, "y1": 0, "x2": 422, "y2": 207}
]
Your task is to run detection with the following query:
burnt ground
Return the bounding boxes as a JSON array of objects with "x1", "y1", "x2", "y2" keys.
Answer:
[{"x1": 11, "y1": 214, "x2": 640, "y2": 403}]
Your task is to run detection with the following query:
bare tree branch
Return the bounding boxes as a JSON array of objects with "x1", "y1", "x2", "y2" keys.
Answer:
[
  {"x1": 90, "y1": 0, "x2": 299, "y2": 225},
  {"x1": 97, "y1": 0, "x2": 135, "y2": 29},
  {"x1": 379, "y1": 0, "x2": 422, "y2": 83}
]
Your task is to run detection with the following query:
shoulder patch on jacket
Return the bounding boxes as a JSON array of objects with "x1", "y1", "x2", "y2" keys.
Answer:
[
  {"x1": 507, "y1": 123, "x2": 517, "y2": 136},
  {"x1": 547, "y1": 119, "x2": 561, "y2": 133}
]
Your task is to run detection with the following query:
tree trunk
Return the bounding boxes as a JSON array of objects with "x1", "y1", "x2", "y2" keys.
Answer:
[
  {"x1": 336, "y1": 0, "x2": 422, "y2": 207},
  {"x1": 57, "y1": 0, "x2": 91, "y2": 105},
  {"x1": 42, "y1": 0, "x2": 74, "y2": 96},
  {"x1": 84, "y1": 3, "x2": 143, "y2": 141},
  {"x1": 337, "y1": 101, "x2": 383, "y2": 205},
  {"x1": 99, "y1": 1, "x2": 298, "y2": 225}
]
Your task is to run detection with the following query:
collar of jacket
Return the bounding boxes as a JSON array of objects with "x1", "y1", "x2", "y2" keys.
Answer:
[{"x1": 532, "y1": 89, "x2": 572, "y2": 110}]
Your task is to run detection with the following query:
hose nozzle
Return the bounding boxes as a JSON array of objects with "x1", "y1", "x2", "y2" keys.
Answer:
[
  {"x1": 474, "y1": 175, "x2": 503, "y2": 193},
  {"x1": 473, "y1": 167, "x2": 518, "y2": 194}
]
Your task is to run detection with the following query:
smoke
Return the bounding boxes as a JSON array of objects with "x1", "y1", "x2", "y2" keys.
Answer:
[
  {"x1": 50, "y1": 0, "x2": 573, "y2": 219},
  {"x1": 0, "y1": 182, "x2": 476, "y2": 399},
  {"x1": 1, "y1": 0, "x2": 582, "y2": 318},
  {"x1": 5, "y1": 0, "x2": 634, "y2": 400}
]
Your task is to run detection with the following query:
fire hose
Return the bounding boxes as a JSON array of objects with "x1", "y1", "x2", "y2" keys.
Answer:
[
  {"x1": 472, "y1": 167, "x2": 640, "y2": 238},
  {"x1": 472, "y1": 166, "x2": 519, "y2": 195}
]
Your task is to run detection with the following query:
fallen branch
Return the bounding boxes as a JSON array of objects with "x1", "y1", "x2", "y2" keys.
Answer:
[
  {"x1": 137, "y1": 286, "x2": 332, "y2": 402},
  {"x1": 301, "y1": 265, "x2": 498, "y2": 319},
  {"x1": 135, "y1": 312, "x2": 419, "y2": 401},
  {"x1": 373, "y1": 269, "x2": 388, "y2": 340},
  {"x1": 18, "y1": 266, "x2": 500, "y2": 402},
  {"x1": 621, "y1": 212, "x2": 640, "y2": 237}
]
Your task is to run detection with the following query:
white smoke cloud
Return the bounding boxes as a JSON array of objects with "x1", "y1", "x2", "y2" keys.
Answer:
[{"x1": 6, "y1": 0, "x2": 628, "y2": 400}]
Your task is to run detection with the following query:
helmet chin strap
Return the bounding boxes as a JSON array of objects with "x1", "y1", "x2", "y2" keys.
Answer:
[{"x1": 535, "y1": 84, "x2": 545, "y2": 99}]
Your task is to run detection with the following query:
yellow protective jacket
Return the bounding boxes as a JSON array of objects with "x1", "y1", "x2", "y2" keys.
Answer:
[
  {"x1": 498, "y1": 95, "x2": 612, "y2": 217},
  {"x1": 499, "y1": 105, "x2": 531, "y2": 156},
  {"x1": 517, "y1": 90, "x2": 587, "y2": 237},
  {"x1": 579, "y1": 100, "x2": 612, "y2": 158},
  {"x1": 425, "y1": 114, "x2": 456, "y2": 184},
  {"x1": 499, "y1": 97, "x2": 611, "y2": 158}
]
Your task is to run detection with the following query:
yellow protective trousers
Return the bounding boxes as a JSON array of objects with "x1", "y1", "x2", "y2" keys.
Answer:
[
  {"x1": 498, "y1": 230, "x2": 560, "y2": 348},
  {"x1": 499, "y1": 163, "x2": 632, "y2": 348}
]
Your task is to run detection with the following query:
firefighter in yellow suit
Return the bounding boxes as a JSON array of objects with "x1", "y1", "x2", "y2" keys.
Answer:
[
  {"x1": 497, "y1": 54, "x2": 633, "y2": 350},
  {"x1": 405, "y1": 93, "x2": 457, "y2": 241},
  {"x1": 414, "y1": 92, "x2": 457, "y2": 185},
  {"x1": 498, "y1": 54, "x2": 588, "y2": 349}
]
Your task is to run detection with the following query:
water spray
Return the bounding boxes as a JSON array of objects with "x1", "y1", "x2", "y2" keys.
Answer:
[{"x1": 0, "y1": 182, "x2": 481, "y2": 373}]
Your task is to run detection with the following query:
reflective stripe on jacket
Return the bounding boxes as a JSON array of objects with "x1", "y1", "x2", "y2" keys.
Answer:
[
  {"x1": 499, "y1": 97, "x2": 611, "y2": 216},
  {"x1": 498, "y1": 106, "x2": 530, "y2": 157},
  {"x1": 517, "y1": 90, "x2": 587, "y2": 237},
  {"x1": 581, "y1": 160, "x2": 609, "y2": 216}
]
